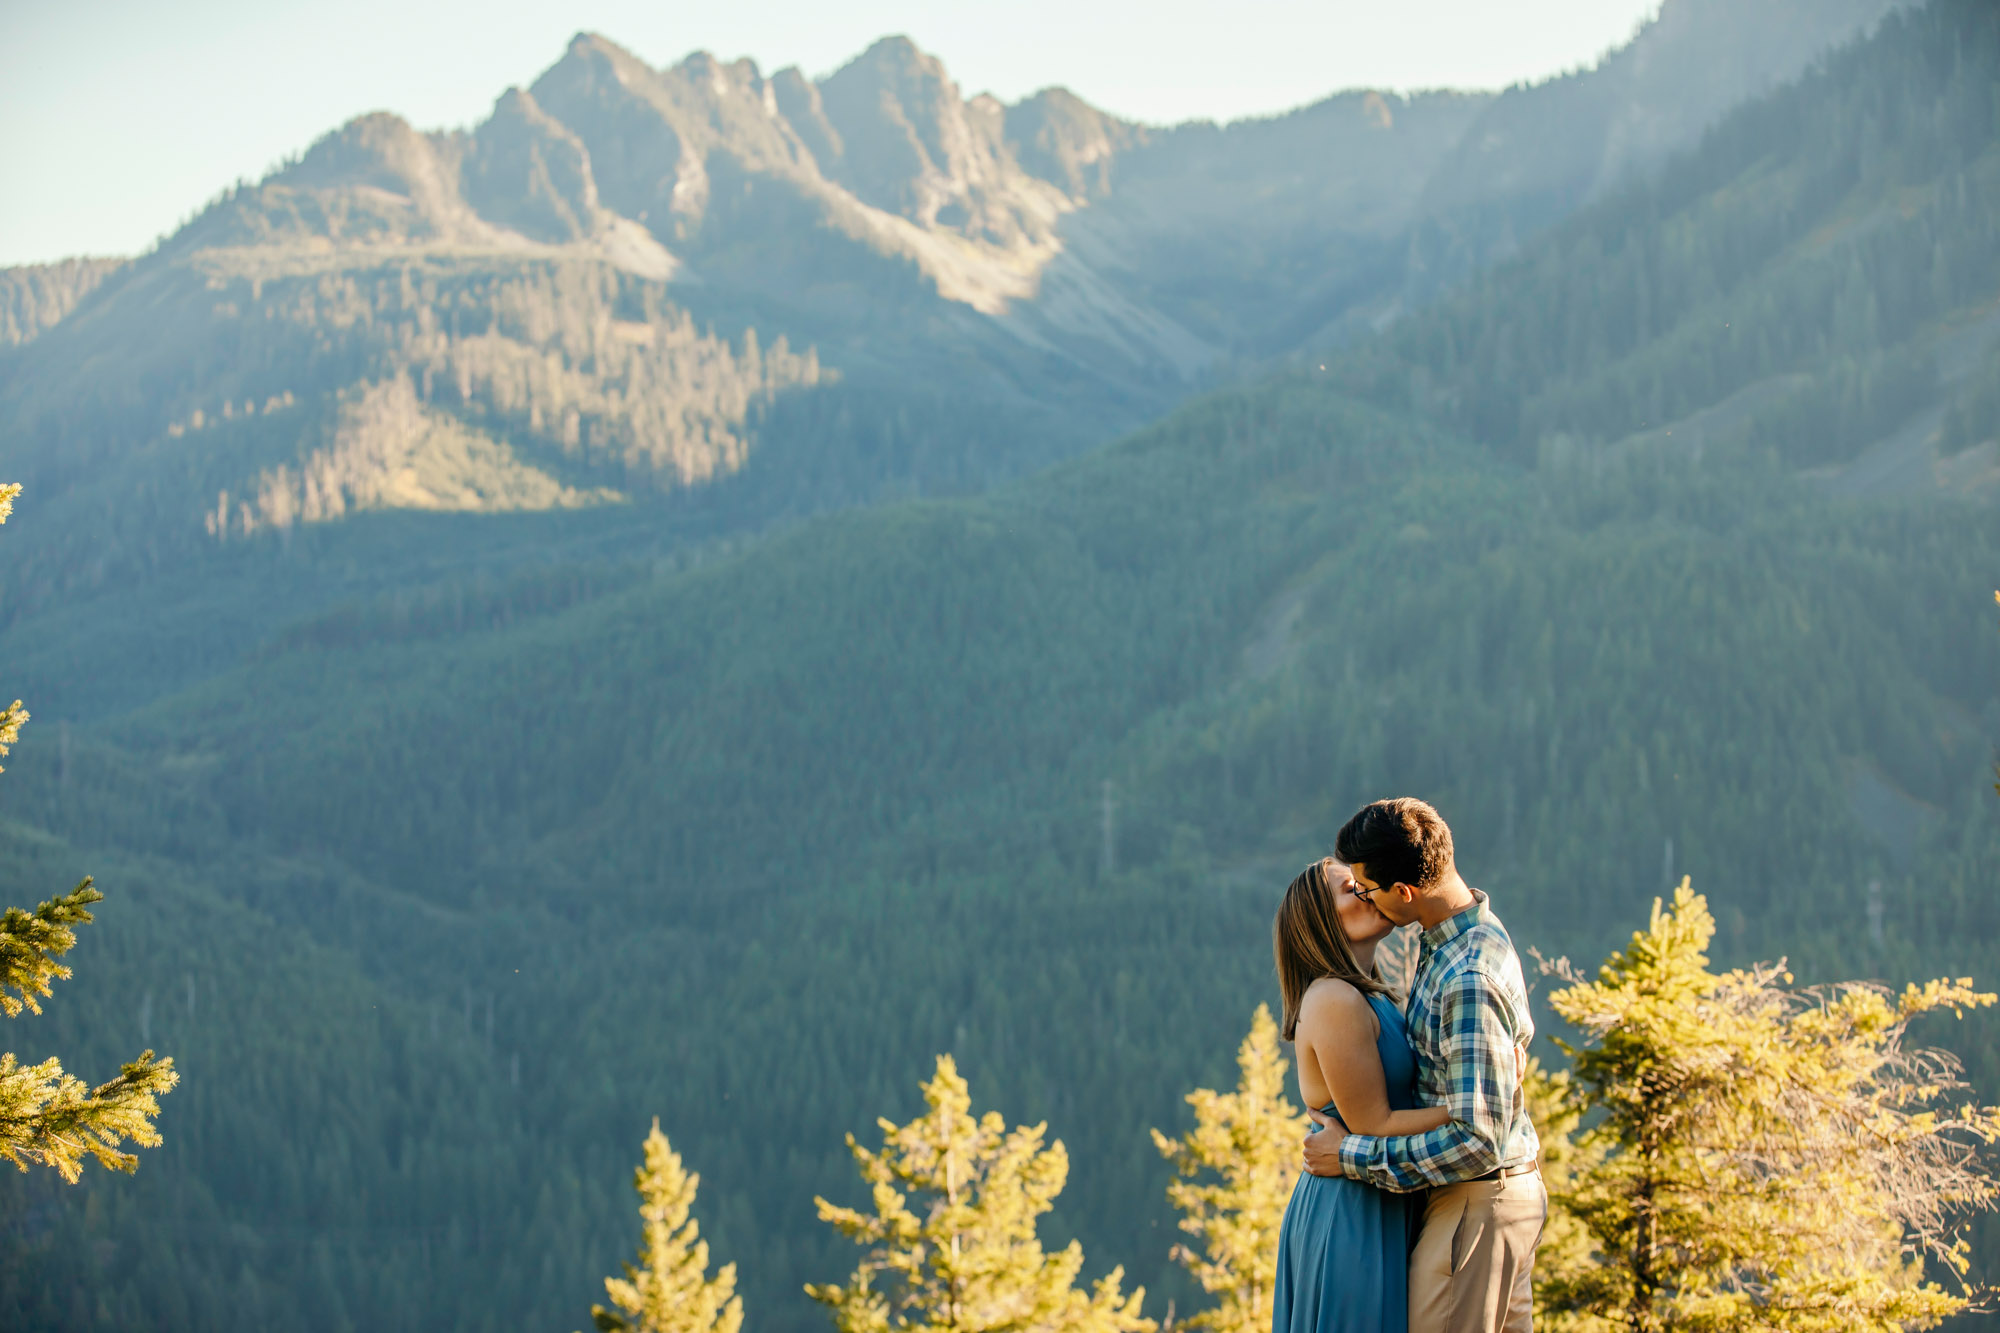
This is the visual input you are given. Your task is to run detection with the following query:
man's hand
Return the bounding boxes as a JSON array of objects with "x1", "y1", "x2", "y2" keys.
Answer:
[{"x1": 1302, "y1": 1107, "x2": 1348, "y2": 1177}]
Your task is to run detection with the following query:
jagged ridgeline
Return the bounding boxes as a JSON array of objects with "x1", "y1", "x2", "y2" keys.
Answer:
[
  {"x1": 0, "y1": 33, "x2": 1170, "y2": 620},
  {"x1": 0, "y1": 0, "x2": 1909, "y2": 632},
  {"x1": 3, "y1": 2, "x2": 1998, "y2": 1332}
]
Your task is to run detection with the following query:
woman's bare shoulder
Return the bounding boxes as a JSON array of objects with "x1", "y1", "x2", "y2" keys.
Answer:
[
  {"x1": 1300, "y1": 976, "x2": 1371, "y2": 1015},
  {"x1": 1299, "y1": 977, "x2": 1380, "y2": 1042}
]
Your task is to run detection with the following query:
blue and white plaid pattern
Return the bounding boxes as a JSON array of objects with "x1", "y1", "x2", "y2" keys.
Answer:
[{"x1": 1338, "y1": 890, "x2": 1540, "y2": 1192}]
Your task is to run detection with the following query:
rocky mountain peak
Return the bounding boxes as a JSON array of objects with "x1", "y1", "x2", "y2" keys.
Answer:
[
  {"x1": 528, "y1": 31, "x2": 812, "y2": 238},
  {"x1": 464, "y1": 87, "x2": 602, "y2": 243},
  {"x1": 550, "y1": 32, "x2": 649, "y2": 86},
  {"x1": 279, "y1": 112, "x2": 459, "y2": 208},
  {"x1": 177, "y1": 111, "x2": 497, "y2": 248},
  {"x1": 675, "y1": 49, "x2": 765, "y2": 97},
  {"x1": 528, "y1": 36, "x2": 702, "y2": 234},
  {"x1": 770, "y1": 66, "x2": 843, "y2": 169},
  {"x1": 1004, "y1": 87, "x2": 1147, "y2": 200},
  {"x1": 814, "y1": 35, "x2": 1027, "y2": 231}
]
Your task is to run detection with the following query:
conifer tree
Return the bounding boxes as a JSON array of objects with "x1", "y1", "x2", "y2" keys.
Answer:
[
  {"x1": 586, "y1": 1118, "x2": 742, "y2": 1333},
  {"x1": 1538, "y1": 881, "x2": 2000, "y2": 1332},
  {"x1": 1522, "y1": 1057, "x2": 1611, "y2": 1333},
  {"x1": 0, "y1": 483, "x2": 177, "y2": 1181},
  {"x1": 808, "y1": 1054, "x2": 1153, "y2": 1333},
  {"x1": 1150, "y1": 1005, "x2": 1305, "y2": 1333}
]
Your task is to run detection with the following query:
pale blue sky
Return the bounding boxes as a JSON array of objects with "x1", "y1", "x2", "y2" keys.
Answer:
[{"x1": 0, "y1": 0, "x2": 1663, "y2": 267}]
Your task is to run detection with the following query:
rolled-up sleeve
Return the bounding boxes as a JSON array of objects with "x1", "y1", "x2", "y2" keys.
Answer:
[{"x1": 1338, "y1": 968, "x2": 1524, "y2": 1192}]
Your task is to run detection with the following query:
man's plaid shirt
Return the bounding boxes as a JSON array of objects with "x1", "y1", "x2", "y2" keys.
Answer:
[{"x1": 1337, "y1": 890, "x2": 1540, "y2": 1192}]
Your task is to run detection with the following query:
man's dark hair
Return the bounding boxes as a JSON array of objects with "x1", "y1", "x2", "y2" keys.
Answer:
[{"x1": 1335, "y1": 797, "x2": 1454, "y2": 892}]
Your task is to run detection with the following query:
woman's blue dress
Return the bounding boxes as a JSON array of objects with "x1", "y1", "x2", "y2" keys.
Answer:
[{"x1": 1272, "y1": 992, "x2": 1421, "y2": 1333}]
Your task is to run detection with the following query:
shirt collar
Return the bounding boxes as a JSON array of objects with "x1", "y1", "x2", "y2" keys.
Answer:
[{"x1": 1420, "y1": 888, "x2": 1488, "y2": 952}]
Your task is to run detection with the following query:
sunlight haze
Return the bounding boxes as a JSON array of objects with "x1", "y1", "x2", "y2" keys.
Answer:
[{"x1": 0, "y1": 0, "x2": 1664, "y2": 266}]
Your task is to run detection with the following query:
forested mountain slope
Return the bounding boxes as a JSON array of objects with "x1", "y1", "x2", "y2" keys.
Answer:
[
  {"x1": 0, "y1": 0, "x2": 1897, "y2": 668},
  {"x1": 1066, "y1": 0, "x2": 1913, "y2": 355},
  {"x1": 0, "y1": 259, "x2": 122, "y2": 348},
  {"x1": 2, "y1": 2, "x2": 1994, "y2": 1331},
  {"x1": 1409, "y1": 0, "x2": 1911, "y2": 263}
]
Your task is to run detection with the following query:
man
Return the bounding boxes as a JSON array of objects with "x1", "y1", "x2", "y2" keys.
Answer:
[{"x1": 1300, "y1": 797, "x2": 1544, "y2": 1333}]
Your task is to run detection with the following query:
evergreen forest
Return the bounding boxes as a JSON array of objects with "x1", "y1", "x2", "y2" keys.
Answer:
[{"x1": 2, "y1": 1, "x2": 1999, "y2": 1329}]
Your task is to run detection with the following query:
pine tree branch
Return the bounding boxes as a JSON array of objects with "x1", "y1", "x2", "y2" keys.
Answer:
[
  {"x1": 0, "y1": 697, "x2": 24, "y2": 773},
  {"x1": 0, "y1": 1048, "x2": 178, "y2": 1182},
  {"x1": 0, "y1": 878, "x2": 101, "y2": 1018}
]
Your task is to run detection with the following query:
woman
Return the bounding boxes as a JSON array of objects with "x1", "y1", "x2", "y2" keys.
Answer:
[{"x1": 1271, "y1": 856, "x2": 1446, "y2": 1333}]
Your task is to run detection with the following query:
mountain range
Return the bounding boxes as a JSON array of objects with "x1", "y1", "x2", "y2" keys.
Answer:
[
  {"x1": 0, "y1": 0, "x2": 1903, "y2": 619},
  {"x1": 8, "y1": 2, "x2": 2000, "y2": 1331}
]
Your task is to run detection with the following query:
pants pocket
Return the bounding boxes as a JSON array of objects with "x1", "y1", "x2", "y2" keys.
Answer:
[
  {"x1": 1410, "y1": 1191, "x2": 1469, "y2": 1333},
  {"x1": 1448, "y1": 1184, "x2": 1495, "y2": 1275}
]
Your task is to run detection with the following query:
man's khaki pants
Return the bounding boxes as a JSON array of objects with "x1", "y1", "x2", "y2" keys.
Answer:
[{"x1": 1408, "y1": 1169, "x2": 1546, "y2": 1332}]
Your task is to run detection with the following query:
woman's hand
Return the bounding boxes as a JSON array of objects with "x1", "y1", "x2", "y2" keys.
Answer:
[{"x1": 1302, "y1": 1107, "x2": 1347, "y2": 1176}]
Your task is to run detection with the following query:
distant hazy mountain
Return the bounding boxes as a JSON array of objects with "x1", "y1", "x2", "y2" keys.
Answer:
[
  {"x1": 0, "y1": 0, "x2": 1904, "y2": 617},
  {"x1": 1408, "y1": 0, "x2": 1915, "y2": 279}
]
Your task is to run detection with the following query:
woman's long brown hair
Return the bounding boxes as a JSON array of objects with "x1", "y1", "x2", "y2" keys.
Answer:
[{"x1": 1274, "y1": 856, "x2": 1390, "y2": 1041}]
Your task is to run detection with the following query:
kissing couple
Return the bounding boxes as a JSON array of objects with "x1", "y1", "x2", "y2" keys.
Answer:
[{"x1": 1271, "y1": 798, "x2": 1545, "y2": 1333}]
